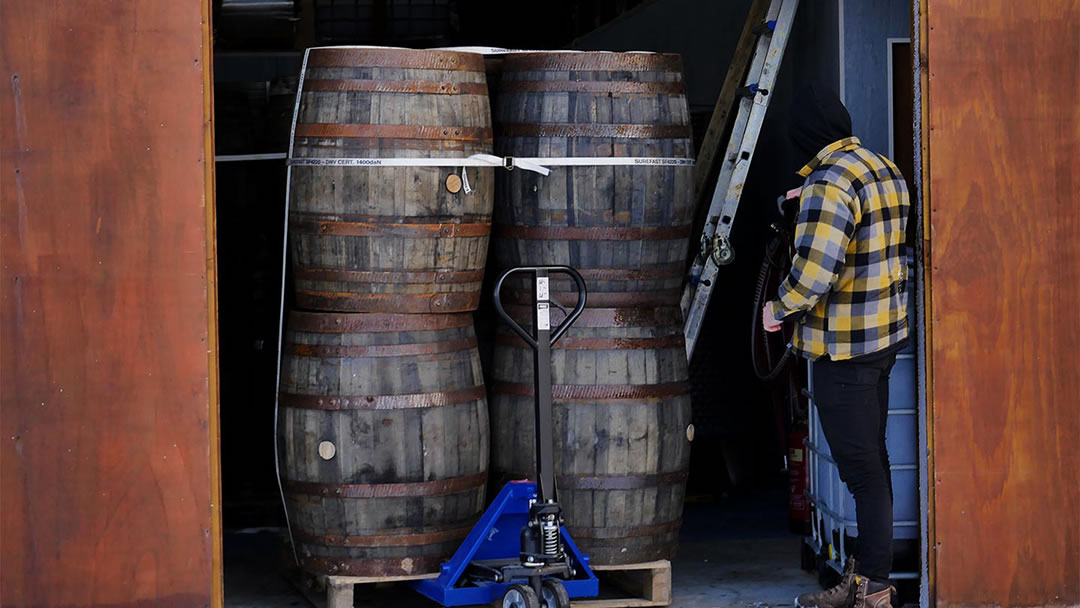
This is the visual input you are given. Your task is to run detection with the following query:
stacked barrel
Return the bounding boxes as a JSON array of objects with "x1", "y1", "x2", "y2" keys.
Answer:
[
  {"x1": 280, "y1": 47, "x2": 493, "y2": 577},
  {"x1": 487, "y1": 52, "x2": 696, "y2": 564}
]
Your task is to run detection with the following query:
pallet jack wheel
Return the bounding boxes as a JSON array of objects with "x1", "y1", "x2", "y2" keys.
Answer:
[
  {"x1": 540, "y1": 579, "x2": 571, "y2": 608},
  {"x1": 501, "y1": 584, "x2": 540, "y2": 608}
]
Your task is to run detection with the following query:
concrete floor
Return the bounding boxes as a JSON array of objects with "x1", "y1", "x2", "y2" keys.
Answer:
[
  {"x1": 669, "y1": 500, "x2": 818, "y2": 607},
  {"x1": 224, "y1": 489, "x2": 821, "y2": 608}
]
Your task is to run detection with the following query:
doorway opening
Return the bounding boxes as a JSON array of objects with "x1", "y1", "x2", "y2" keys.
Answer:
[{"x1": 211, "y1": 2, "x2": 923, "y2": 606}]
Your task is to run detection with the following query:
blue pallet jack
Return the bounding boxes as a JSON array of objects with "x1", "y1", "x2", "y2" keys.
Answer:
[{"x1": 413, "y1": 266, "x2": 600, "y2": 608}]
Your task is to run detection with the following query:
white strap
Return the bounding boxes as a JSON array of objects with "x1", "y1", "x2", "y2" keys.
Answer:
[
  {"x1": 287, "y1": 153, "x2": 505, "y2": 168},
  {"x1": 287, "y1": 154, "x2": 550, "y2": 175},
  {"x1": 430, "y1": 45, "x2": 513, "y2": 55},
  {"x1": 287, "y1": 154, "x2": 694, "y2": 176},
  {"x1": 532, "y1": 156, "x2": 695, "y2": 167},
  {"x1": 460, "y1": 166, "x2": 472, "y2": 194}
]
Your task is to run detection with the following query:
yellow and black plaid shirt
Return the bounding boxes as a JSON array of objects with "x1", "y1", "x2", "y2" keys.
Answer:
[{"x1": 770, "y1": 137, "x2": 910, "y2": 360}]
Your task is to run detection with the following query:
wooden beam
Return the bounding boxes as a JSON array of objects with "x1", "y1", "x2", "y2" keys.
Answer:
[
  {"x1": 926, "y1": 0, "x2": 1080, "y2": 605},
  {"x1": 201, "y1": 0, "x2": 224, "y2": 605},
  {"x1": 916, "y1": 0, "x2": 935, "y2": 605},
  {"x1": 0, "y1": 2, "x2": 221, "y2": 605},
  {"x1": 691, "y1": 0, "x2": 772, "y2": 201}
]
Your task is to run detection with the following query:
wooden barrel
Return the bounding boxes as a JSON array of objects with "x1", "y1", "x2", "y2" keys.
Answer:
[
  {"x1": 493, "y1": 52, "x2": 695, "y2": 307},
  {"x1": 488, "y1": 306, "x2": 693, "y2": 564},
  {"x1": 279, "y1": 311, "x2": 489, "y2": 576},
  {"x1": 289, "y1": 47, "x2": 494, "y2": 313}
]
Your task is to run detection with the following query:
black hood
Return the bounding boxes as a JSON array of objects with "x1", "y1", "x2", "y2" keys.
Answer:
[{"x1": 788, "y1": 82, "x2": 853, "y2": 169}]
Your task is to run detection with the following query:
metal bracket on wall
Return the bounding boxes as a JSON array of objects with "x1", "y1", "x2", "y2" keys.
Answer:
[{"x1": 681, "y1": 0, "x2": 800, "y2": 361}]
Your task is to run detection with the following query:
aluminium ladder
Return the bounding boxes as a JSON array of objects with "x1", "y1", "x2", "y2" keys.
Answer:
[{"x1": 681, "y1": 0, "x2": 800, "y2": 360}]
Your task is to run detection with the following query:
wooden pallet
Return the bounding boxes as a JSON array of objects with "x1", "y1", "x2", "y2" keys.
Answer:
[
  {"x1": 288, "y1": 568, "x2": 437, "y2": 608},
  {"x1": 289, "y1": 559, "x2": 672, "y2": 608},
  {"x1": 575, "y1": 560, "x2": 672, "y2": 608}
]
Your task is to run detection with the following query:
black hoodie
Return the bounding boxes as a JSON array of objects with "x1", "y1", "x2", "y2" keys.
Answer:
[{"x1": 788, "y1": 82, "x2": 853, "y2": 169}]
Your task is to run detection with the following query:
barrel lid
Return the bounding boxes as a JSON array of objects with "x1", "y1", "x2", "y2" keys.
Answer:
[
  {"x1": 430, "y1": 46, "x2": 583, "y2": 55},
  {"x1": 305, "y1": 46, "x2": 486, "y2": 71},
  {"x1": 308, "y1": 44, "x2": 411, "y2": 50}
]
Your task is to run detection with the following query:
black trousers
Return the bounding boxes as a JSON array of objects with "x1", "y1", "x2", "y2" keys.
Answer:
[{"x1": 813, "y1": 346, "x2": 899, "y2": 583}]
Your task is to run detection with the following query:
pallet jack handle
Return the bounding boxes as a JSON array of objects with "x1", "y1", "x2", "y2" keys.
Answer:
[
  {"x1": 411, "y1": 266, "x2": 597, "y2": 607},
  {"x1": 492, "y1": 266, "x2": 587, "y2": 348},
  {"x1": 492, "y1": 266, "x2": 587, "y2": 506}
]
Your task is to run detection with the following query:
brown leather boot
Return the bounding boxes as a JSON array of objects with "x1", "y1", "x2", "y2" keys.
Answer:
[
  {"x1": 851, "y1": 575, "x2": 895, "y2": 608},
  {"x1": 795, "y1": 558, "x2": 857, "y2": 608}
]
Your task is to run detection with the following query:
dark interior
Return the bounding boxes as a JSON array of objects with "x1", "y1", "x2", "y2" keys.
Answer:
[{"x1": 211, "y1": 1, "x2": 918, "y2": 604}]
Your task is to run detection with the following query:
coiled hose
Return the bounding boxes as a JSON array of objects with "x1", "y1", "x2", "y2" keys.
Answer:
[{"x1": 751, "y1": 226, "x2": 794, "y2": 382}]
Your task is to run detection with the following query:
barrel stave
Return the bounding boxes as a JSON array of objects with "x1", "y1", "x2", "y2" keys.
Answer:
[
  {"x1": 289, "y1": 48, "x2": 494, "y2": 313},
  {"x1": 493, "y1": 52, "x2": 695, "y2": 305},
  {"x1": 488, "y1": 306, "x2": 691, "y2": 564},
  {"x1": 280, "y1": 311, "x2": 489, "y2": 576}
]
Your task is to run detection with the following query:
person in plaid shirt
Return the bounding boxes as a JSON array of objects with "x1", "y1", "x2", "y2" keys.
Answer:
[{"x1": 765, "y1": 83, "x2": 910, "y2": 608}]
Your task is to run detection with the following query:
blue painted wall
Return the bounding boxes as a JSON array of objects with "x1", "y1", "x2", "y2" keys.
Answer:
[
  {"x1": 574, "y1": 0, "x2": 910, "y2": 166},
  {"x1": 841, "y1": 0, "x2": 910, "y2": 156}
]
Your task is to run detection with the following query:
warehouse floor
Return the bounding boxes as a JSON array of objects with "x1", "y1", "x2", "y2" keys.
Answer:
[{"x1": 224, "y1": 481, "x2": 819, "y2": 608}]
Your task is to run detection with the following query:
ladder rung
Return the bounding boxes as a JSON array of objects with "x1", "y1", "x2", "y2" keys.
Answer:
[
  {"x1": 735, "y1": 83, "x2": 769, "y2": 98},
  {"x1": 753, "y1": 20, "x2": 777, "y2": 35},
  {"x1": 682, "y1": 0, "x2": 800, "y2": 360}
]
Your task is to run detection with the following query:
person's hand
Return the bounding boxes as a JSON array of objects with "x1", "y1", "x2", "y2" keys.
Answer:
[{"x1": 762, "y1": 302, "x2": 782, "y2": 333}]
